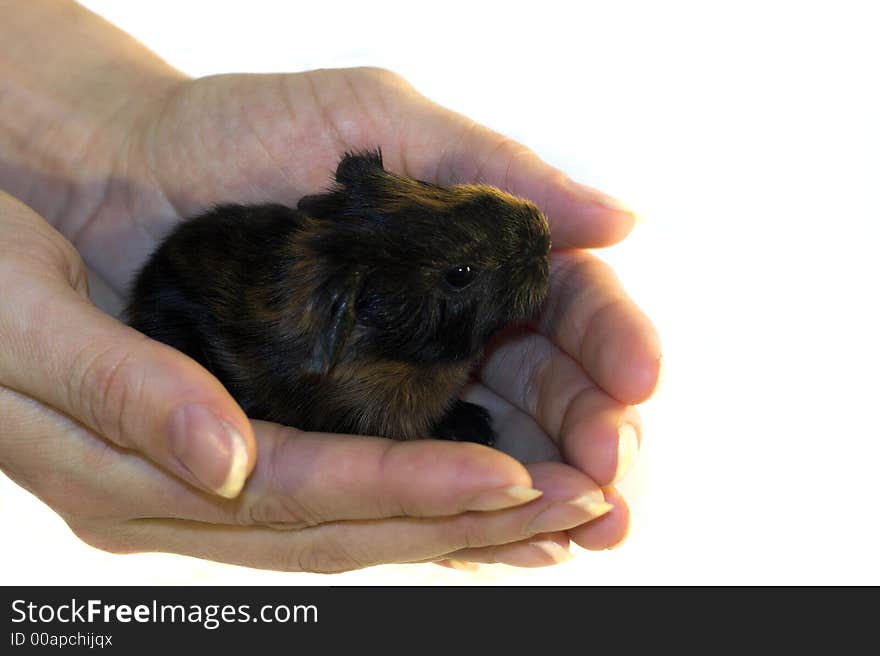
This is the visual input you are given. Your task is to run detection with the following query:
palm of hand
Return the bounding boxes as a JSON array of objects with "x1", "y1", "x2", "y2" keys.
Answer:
[{"x1": 77, "y1": 68, "x2": 418, "y2": 298}]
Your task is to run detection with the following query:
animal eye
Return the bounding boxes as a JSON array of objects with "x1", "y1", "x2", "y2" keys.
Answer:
[{"x1": 444, "y1": 265, "x2": 477, "y2": 289}]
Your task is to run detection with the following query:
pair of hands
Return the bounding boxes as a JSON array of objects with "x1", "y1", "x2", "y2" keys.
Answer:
[{"x1": 0, "y1": 67, "x2": 660, "y2": 571}]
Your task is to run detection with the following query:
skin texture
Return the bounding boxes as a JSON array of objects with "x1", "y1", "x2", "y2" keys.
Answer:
[{"x1": 0, "y1": 1, "x2": 661, "y2": 571}]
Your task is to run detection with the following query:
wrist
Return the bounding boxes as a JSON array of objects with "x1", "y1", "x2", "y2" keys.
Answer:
[{"x1": 0, "y1": 0, "x2": 187, "y2": 232}]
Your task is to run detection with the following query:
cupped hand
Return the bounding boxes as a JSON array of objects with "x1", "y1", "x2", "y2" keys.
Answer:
[
  {"x1": 0, "y1": 190, "x2": 618, "y2": 571},
  {"x1": 15, "y1": 67, "x2": 661, "y2": 568}
]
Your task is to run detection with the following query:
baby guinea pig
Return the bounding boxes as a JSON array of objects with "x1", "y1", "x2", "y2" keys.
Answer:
[{"x1": 126, "y1": 149, "x2": 551, "y2": 445}]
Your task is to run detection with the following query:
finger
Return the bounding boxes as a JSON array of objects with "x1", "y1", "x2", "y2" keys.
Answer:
[
  {"x1": 479, "y1": 330, "x2": 642, "y2": 485},
  {"x1": 538, "y1": 249, "x2": 662, "y2": 405},
  {"x1": 207, "y1": 422, "x2": 544, "y2": 526},
  {"x1": 0, "y1": 383, "x2": 152, "y2": 521},
  {"x1": 6, "y1": 287, "x2": 257, "y2": 498},
  {"x1": 398, "y1": 101, "x2": 636, "y2": 248},
  {"x1": 0, "y1": 390, "x2": 541, "y2": 526},
  {"x1": 110, "y1": 462, "x2": 613, "y2": 572},
  {"x1": 0, "y1": 241, "x2": 255, "y2": 499},
  {"x1": 435, "y1": 559, "x2": 481, "y2": 572},
  {"x1": 438, "y1": 532, "x2": 572, "y2": 569},
  {"x1": 569, "y1": 486, "x2": 630, "y2": 551}
]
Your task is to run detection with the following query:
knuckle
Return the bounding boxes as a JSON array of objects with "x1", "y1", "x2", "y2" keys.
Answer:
[
  {"x1": 67, "y1": 521, "x2": 138, "y2": 555},
  {"x1": 373, "y1": 441, "x2": 413, "y2": 517},
  {"x1": 359, "y1": 66, "x2": 406, "y2": 86},
  {"x1": 237, "y1": 493, "x2": 313, "y2": 529},
  {"x1": 472, "y1": 135, "x2": 532, "y2": 185},
  {"x1": 289, "y1": 539, "x2": 364, "y2": 574},
  {"x1": 235, "y1": 437, "x2": 320, "y2": 528},
  {"x1": 69, "y1": 342, "x2": 148, "y2": 447},
  {"x1": 51, "y1": 238, "x2": 87, "y2": 290},
  {"x1": 450, "y1": 513, "x2": 489, "y2": 552},
  {"x1": 0, "y1": 221, "x2": 85, "y2": 287},
  {"x1": 497, "y1": 136, "x2": 533, "y2": 163},
  {"x1": 67, "y1": 253, "x2": 90, "y2": 297}
]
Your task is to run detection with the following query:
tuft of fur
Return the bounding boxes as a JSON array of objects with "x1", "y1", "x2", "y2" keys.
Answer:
[{"x1": 126, "y1": 149, "x2": 551, "y2": 443}]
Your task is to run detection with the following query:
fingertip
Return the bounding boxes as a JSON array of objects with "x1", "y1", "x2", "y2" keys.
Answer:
[
  {"x1": 133, "y1": 334, "x2": 257, "y2": 497},
  {"x1": 591, "y1": 303, "x2": 663, "y2": 405},
  {"x1": 212, "y1": 418, "x2": 257, "y2": 498},
  {"x1": 436, "y1": 559, "x2": 481, "y2": 572},
  {"x1": 526, "y1": 538, "x2": 574, "y2": 565},
  {"x1": 398, "y1": 440, "x2": 535, "y2": 512},
  {"x1": 524, "y1": 461, "x2": 604, "y2": 502},
  {"x1": 273, "y1": 433, "x2": 537, "y2": 519},
  {"x1": 569, "y1": 486, "x2": 630, "y2": 550},
  {"x1": 213, "y1": 404, "x2": 258, "y2": 485},
  {"x1": 557, "y1": 392, "x2": 642, "y2": 486},
  {"x1": 620, "y1": 346, "x2": 663, "y2": 405},
  {"x1": 434, "y1": 439, "x2": 534, "y2": 487},
  {"x1": 612, "y1": 421, "x2": 641, "y2": 486},
  {"x1": 550, "y1": 178, "x2": 638, "y2": 248},
  {"x1": 464, "y1": 485, "x2": 543, "y2": 512},
  {"x1": 497, "y1": 534, "x2": 573, "y2": 568},
  {"x1": 166, "y1": 401, "x2": 256, "y2": 498}
]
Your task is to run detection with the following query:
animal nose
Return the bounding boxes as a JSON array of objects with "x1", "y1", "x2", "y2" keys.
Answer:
[
  {"x1": 526, "y1": 232, "x2": 550, "y2": 259},
  {"x1": 518, "y1": 231, "x2": 550, "y2": 259}
]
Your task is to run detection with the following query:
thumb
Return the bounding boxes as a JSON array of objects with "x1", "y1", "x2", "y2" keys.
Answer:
[
  {"x1": 1, "y1": 281, "x2": 256, "y2": 498},
  {"x1": 0, "y1": 203, "x2": 255, "y2": 498}
]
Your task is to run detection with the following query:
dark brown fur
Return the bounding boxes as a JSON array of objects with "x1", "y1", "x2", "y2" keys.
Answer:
[{"x1": 126, "y1": 149, "x2": 550, "y2": 444}]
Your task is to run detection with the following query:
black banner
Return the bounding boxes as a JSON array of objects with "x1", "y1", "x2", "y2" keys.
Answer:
[{"x1": 0, "y1": 586, "x2": 870, "y2": 651}]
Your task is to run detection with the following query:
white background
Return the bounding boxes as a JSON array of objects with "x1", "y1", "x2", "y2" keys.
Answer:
[{"x1": 2, "y1": 0, "x2": 878, "y2": 584}]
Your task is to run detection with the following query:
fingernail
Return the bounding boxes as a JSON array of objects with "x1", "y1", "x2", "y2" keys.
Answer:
[
  {"x1": 529, "y1": 540, "x2": 574, "y2": 564},
  {"x1": 613, "y1": 423, "x2": 640, "y2": 484},
  {"x1": 446, "y1": 560, "x2": 480, "y2": 572},
  {"x1": 496, "y1": 539, "x2": 574, "y2": 567},
  {"x1": 169, "y1": 404, "x2": 249, "y2": 498},
  {"x1": 528, "y1": 494, "x2": 614, "y2": 534},
  {"x1": 466, "y1": 485, "x2": 543, "y2": 512},
  {"x1": 656, "y1": 355, "x2": 666, "y2": 391}
]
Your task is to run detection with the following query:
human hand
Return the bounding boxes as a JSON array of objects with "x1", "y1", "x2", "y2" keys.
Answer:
[
  {"x1": 59, "y1": 67, "x2": 660, "y2": 563},
  {"x1": 0, "y1": 189, "x2": 622, "y2": 571}
]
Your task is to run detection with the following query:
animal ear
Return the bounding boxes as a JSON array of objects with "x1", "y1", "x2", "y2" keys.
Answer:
[
  {"x1": 335, "y1": 148, "x2": 384, "y2": 187},
  {"x1": 296, "y1": 148, "x2": 385, "y2": 218},
  {"x1": 303, "y1": 270, "x2": 363, "y2": 376}
]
